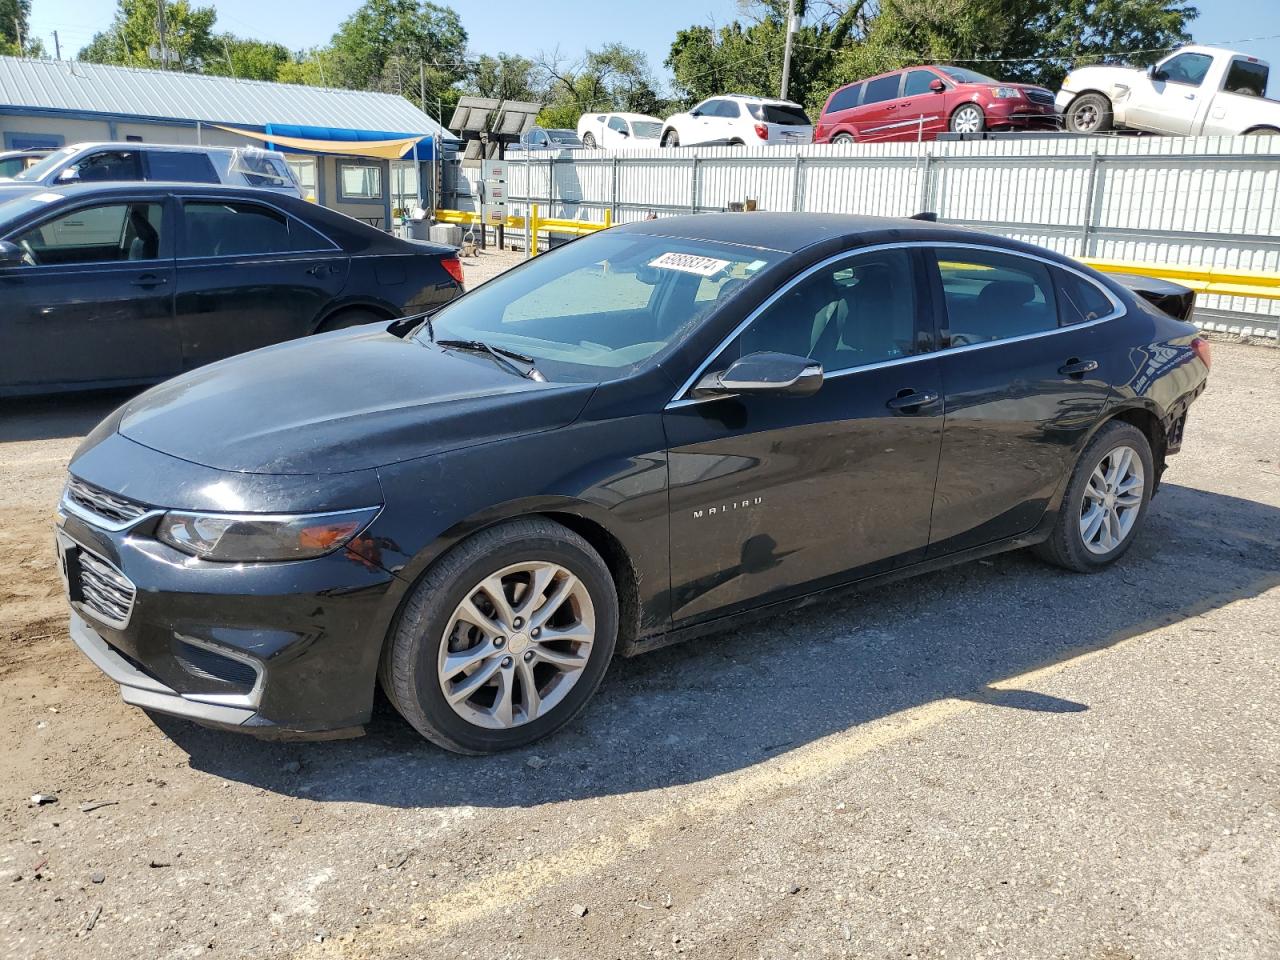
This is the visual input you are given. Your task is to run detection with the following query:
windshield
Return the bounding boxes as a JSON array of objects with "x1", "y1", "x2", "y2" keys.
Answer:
[
  {"x1": 939, "y1": 66, "x2": 1000, "y2": 85},
  {"x1": 421, "y1": 231, "x2": 782, "y2": 382},
  {"x1": 631, "y1": 121, "x2": 663, "y2": 138},
  {"x1": 12, "y1": 145, "x2": 77, "y2": 182}
]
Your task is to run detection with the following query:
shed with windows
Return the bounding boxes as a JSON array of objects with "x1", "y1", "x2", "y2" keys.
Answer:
[{"x1": 0, "y1": 56, "x2": 455, "y2": 228}]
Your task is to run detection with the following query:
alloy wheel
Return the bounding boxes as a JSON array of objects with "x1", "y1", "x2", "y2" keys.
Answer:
[
  {"x1": 1074, "y1": 104, "x2": 1099, "y2": 132},
  {"x1": 437, "y1": 561, "x2": 595, "y2": 729},
  {"x1": 952, "y1": 106, "x2": 983, "y2": 134},
  {"x1": 1079, "y1": 444, "x2": 1145, "y2": 555}
]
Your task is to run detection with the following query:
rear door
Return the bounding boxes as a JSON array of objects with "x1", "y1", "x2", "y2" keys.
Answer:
[
  {"x1": 923, "y1": 245, "x2": 1118, "y2": 556},
  {"x1": 820, "y1": 82, "x2": 863, "y2": 140},
  {"x1": 173, "y1": 196, "x2": 349, "y2": 368},
  {"x1": 853, "y1": 73, "x2": 905, "y2": 141},
  {"x1": 0, "y1": 196, "x2": 179, "y2": 391},
  {"x1": 664, "y1": 247, "x2": 942, "y2": 625}
]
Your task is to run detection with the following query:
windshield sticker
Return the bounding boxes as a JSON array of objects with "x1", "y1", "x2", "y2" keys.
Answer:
[
  {"x1": 31, "y1": 192, "x2": 61, "y2": 203},
  {"x1": 648, "y1": 252, "x2": 731, "y2": 277},
  {"x1": 744, "y1": 259, "x2": 767, "y2": 273}
]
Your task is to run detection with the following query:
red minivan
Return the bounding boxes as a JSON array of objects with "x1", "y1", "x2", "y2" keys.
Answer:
[{"x1": 814, "y1": 65, "x2": 1059, "y2": 144}]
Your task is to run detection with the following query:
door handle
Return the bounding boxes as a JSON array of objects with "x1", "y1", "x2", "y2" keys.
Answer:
[
  {"x1": 1059, "y1": 358, "x2": 1099, "y2": 378},
  {"x1": 1185, "y1": 93, "x2": 1196, "y2": 100},
  {"x1": 886, "y1": 389, "x2": 939, "y2": 411},
  {"x1": 306, "y1": 264, "x2": 330, "y2": 276},
  {"x1": 131, "y1": 274, "x2": 168, "y2": 287}
]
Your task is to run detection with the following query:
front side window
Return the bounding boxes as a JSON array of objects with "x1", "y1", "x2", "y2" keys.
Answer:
[
  {"x1": 181, "y1": 200, "x2": 321, "y2": 257},
  {"x1": 10, "y1": 201, "x2": 164, "y2": 265},
  {"x1": 862, "y1": 74, "x2": 903, "y2": 106},
  {"x1": 607, "y1": 116, "x2": 627, "y2": 132},
  {"x1": 338, "y1": 162, "x2": 383, "y2": 200},
  {"x1": 1159, "y1": 53, "x2": 1213, "y2": 87},
  {"x1": 424, "y1": 232, "x2": 782, "y2": 382},
  {"x1": 935, "y1": 249, "x2": 1058, "y2": 346},
  {"x1": 64, "y1": 150, "x2": 142, "y2": 183},
  {"x1": 713, "y1": 249, "x2": 920, "y2": 373},
  {"x1": 903, "y1": 69, "x2": 939, "y2": 97}
]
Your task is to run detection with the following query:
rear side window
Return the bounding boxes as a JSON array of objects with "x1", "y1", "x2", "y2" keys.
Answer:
[
  {"x1": 825, "y1": 83, "x2": 863, "y2": 114},
  {"x1": 145, "y1": 151, "x2": 219, "y2": 184},
  {"x1": 935, "y1": 250, "x2": 1058, "y2": 346},
  {"x1": 713, "y1": 100, "x2": 741, "y2": 118},
  {"x1": 1056, "y1": 269, "x2": 1115, "y2": 325},
  {"x1": 862, "y1": 74, "x2": 903, "y2": 105},
  {"x1": 69, "y1": 150, "x2": 142, "y2": 182},
  {"x1": 1223, "y1": 58, "x2": 1268, "y2": 97},
  {"x1": 182, "y1": 200, "x2": 327, "y2": 257},
  {"x1": 749, "y1": 103, "x2": 811, "y2": 125}
]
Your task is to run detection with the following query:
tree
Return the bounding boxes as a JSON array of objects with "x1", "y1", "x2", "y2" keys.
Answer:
[
  {"x1": 203, "y1": 36, "x2": 291, "y2": 81},
  {"x1": 468, "y1": 53, "x2": 542, "y2": 103},
  {"x1": 79, "y1": 0, "x2": 219, "y2": 71},
  {"x1": 0, "y1": 0, "x2": 40, "y2": 56},
  {"x1": 535, "y1": 44, "x2": 665, "y2": 127}
]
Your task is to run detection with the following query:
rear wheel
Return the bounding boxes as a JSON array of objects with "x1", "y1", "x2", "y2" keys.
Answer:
[
  {"x1": 950, "y1": 104, "x2": 985, "y2": 134},
  {"x1": 832, "y1": 133, "x2": 855, "y2": 145},
  {"x1": 380, "y1": 518, "x2": 619, "y2": 754},
  {"x1": 1033, "y1": 422, "x2": 1154, "y2": 572},
  {"x1": 316, "y1": 308, "x2": 382, "y2": 333},
  {"x1": 661, "y1": 129, "x2": 680, "y2": 148},
  {"x1": 582, "y1": 132, "x2": 597, "y2": 148},
  {"x1": 1245, "y1": 127, "x2": 1280, "y2": 137},
  {"x1": 1065, "y1": 93, "x2": 1114, "y2": 134}
]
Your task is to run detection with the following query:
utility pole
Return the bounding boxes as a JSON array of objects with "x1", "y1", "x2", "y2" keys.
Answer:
[
  {"x1": 13, "y1": 17, "x2": 22, "y2": 55},
  {"x1": 156, "y1": 0, "x2": 169, "y2": 70},
  {"x1": 419, "y1": 60, "x2": 426, "y2": 111},
  {"x1": 779, "y1": 0, "x2": 797, "y2": 101},
  {"x1": 53, "y1": 30, "x2": 61, "y2": 59}
]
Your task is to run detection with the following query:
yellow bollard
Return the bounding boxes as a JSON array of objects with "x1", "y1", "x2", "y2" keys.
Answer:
[
  {"x1": 604, "y1": 209, "x2": 612, "y2": 229},
  {"x1": 531, "y1": 204, "x2": 540, "y2": 257}
]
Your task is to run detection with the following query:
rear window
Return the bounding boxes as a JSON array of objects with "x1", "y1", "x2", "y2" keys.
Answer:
[
  {"x1": 145, "y1": 151, "x2": 219, "y2": 184},
  {"x1": 862, "y1": 74, "x2": 902, "y2": 105},
  {"x1": 825, "y1": 83, "x2": 863, "y2": 114},
  {"x1": 1223, "y1": 58, "x2": 1268, "y2": 97},
  {"x1": 1056, "y1": 269, "x2": 1115, "y2": 325},
  {"x1": 749, "y1": 103, "x2": 811, "y2": 125}
]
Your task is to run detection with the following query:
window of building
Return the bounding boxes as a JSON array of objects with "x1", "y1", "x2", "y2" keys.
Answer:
[{"x1": 339, "y1": 161, "x2": 383, "y2": 200}]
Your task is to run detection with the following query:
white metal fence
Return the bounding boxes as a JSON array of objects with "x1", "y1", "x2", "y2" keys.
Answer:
[{"x1": 446, "y1": 136, "x2": 1280, "y2": 336}]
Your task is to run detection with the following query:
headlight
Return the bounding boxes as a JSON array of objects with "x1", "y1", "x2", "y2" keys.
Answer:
[
  {"x1": 156, "y1": 507, "x2": 380, "y2": 562},
  {"x1": 990, "y1": 86, "x2": 1022, "y2": 99}
]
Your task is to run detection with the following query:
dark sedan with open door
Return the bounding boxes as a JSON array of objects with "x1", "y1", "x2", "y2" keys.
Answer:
[
  {"x1": 0, "y1": 182, "x2": 462, "y2": 395},
  {"x1": 57, "y1": 214, "x2": 1209, "y2": 753}
]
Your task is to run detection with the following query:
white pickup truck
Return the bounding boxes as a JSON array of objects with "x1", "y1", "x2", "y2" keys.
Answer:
[{"x1": 1056, "y1": 45, "x2": 1280, "y2": 137}]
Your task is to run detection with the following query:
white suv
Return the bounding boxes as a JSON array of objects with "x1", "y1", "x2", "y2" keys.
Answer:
[{"x1": 660, "y1": 95, "x2": 813, "y2": 147}]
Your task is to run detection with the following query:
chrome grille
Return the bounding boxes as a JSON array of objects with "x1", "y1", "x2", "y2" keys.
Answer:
[
  {"x1": 77, "y1": 551, "x2": 136, "y2": 628},
  {"x1": 64, "y1": 477, "x2": 149, "y2": 528},
  {"x1": 1025, "y1": 88, "x2": 1055, "y2": 106}
]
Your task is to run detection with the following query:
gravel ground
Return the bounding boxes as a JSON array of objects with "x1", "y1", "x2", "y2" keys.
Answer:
[{"x1": 0, "y1": 279, "x2": 1277, "y2": 959}]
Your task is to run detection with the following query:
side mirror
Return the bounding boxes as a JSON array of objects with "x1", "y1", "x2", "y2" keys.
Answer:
[
  {"x1": 1149, "y1": 65, "x2": 1167, "y2": 81},
  {"x1": 693, "y1": 351, "x2": 824, "y2": 399},
  {"x1": 618, "y1": 128, "x2": 630, "y2": 137},
  {"x1": 0, "y1": 240, "x2": 24, "y2": 265},
  {"x1": 690, "y1": 109, "x2": 703, "y2": 118},
  {"x1": 929, "y1": 78, "x2": 945, "y2": 92}
]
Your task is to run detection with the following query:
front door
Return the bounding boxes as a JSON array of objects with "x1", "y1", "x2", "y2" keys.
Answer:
[
  {"x1": 1125, "y1": 51, "x2": 1214, "y2": 134},
  {"x1": 0, "y1": 197, "x2": 179, "y2": 391},
  {"x1": 924, "y1": 246, "x2": 1115, "y2": 556},
  {"x1": 897, "y1": 69, "x2": 949, "y2": 140},
  {"x1": 173, "y1": 196, "x2": 349, "y2": 368},
  {"x1": 664, "y1": 247, "x2": 942, "y2": 626}
]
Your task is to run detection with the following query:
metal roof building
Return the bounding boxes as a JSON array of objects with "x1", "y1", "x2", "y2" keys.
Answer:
[{"x1": 0, "y1": 56, "x2": 454, "y2": 226}]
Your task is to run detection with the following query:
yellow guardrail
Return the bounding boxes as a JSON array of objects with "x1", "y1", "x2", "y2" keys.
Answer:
[
  {"x1": 1082, "y1": 258, "x2": 1280, "y2": 302},
  {"x1": 432, "y1": 206, "x2": 612, "y2": 255}
]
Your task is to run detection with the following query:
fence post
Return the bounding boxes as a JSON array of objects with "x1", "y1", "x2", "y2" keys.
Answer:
[
  {"x1": 611, "y1": 155, "x2": 619, "y2": 222},
  {"x1": 1080, "y1": 152, "x2": 1102, "y2": 259},
  {"x1": 792, "y1": 153, "x2": 804, "y2": 211},
  {"x1": 690, "y1": 155, "x2": 700, "y2": 213},
  {"x1": 916, "y1": 152, "x2": 935, "y2": 215}
]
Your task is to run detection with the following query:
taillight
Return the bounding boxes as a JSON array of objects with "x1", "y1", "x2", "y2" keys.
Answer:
[
  {"x1": 754, "y1": 123, "x2": 769, "y2": 140},
  {"x1": 1191, "y1": 336, "x2": 1211, "y2": 371},
  {"x1": 441, "y1": 255, "x2": 464, "y2": 286}
]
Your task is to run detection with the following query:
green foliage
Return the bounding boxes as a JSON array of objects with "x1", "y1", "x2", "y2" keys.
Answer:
[
  {"x1": 0, "y1": 0, "x2": 38, "y2": 56},
  {"x1": 79, "y1": 0, "x2": 219, "y2": 71},
  {"x1": 469, "y1": 54, "x2": 540, "y2": 103},
  {"x1": 535, "y1": 44, "x2": 667, "y2": 127},
  {"x1": 203, "y1": 36, "x2": 291, "y2": 81}
]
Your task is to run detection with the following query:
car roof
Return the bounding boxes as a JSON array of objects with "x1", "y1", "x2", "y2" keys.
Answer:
[
  {"x1": 20, "y1": 181, "x2": 295, "y2": 200},
  {"x1": 615, "y1": 212, "x2": 988, "y2": 253},
  {"x1": 56, "y1": 141, "x2": 271, "y2": 156},
  {"x1": 713, "y1": 94, "x2": 805, "y2": 107}
]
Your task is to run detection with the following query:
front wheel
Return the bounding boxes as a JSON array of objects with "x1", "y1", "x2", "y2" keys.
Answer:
[
  {"x1": 582, "y1": 132, "x2": 597, "y2": 148},
  {"x1": 950, "y1": 104, "x2": 985, "y2": 134},
  {"x1": 1033, "y1": 422, "x2": 1154, "y2": 572},
  {"x1": 661, "y1": 129, "x2": 680, "y2": 148},
  {"x1": 380, "y1": 517, "x2": 618, "y2": 754},
  {"x1": 832, "y1": 133, "x2": 855, "y2": 145},
  {"x1": 1065, "y1": 92, "x2": 1114, "y2": 134}
]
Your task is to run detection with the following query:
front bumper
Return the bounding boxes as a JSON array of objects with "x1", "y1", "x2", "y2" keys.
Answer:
[
  {"x1": 985, "y1": 100, "x2": 1060, "y2": 129},
  {"x1": 1055, "y1": 89, "x2": 1075, "y2": 113}
]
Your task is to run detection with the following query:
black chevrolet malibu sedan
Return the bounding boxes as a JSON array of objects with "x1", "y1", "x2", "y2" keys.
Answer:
[
  {"x1": 56, "y1": 214, "x2": 1210, "y2": 753},
  {"x1": 0, "y1": 182, "x2": 462, "y2": 395}
]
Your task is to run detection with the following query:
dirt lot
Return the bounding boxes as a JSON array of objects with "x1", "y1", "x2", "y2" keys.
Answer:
[{"x1": 1, "y1": 286, "x2": 1277, "y2": 958}]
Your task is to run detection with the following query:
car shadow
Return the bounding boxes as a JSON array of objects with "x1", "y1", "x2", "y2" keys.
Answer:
[
  {"x1": 156, "y1": 482, "x2": 1279, "y2": 808},
  {"x1": 0, "y1": 389, "x2": 138, "y2": 443}
]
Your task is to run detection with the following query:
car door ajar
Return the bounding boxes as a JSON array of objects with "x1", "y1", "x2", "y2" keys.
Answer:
[
  {"x1": 0, "y1": 196, "x2": 179, "y2": 392},
  {"x1": 663, "y1": 248, "x2": 943, "y2": 626},
  {"x1": 173, "y1": 197, "x2": 349, "y2": 369},
  {"x1": 924, "y1": 246, "x2": 1117, "y2": 557}
]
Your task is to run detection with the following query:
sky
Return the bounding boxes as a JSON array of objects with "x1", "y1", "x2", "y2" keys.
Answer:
[{"x1": 25, "y1": 0, "x2": 1280, "y2": 97}]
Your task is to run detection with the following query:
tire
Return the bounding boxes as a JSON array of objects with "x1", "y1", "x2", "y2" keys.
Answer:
[
  {"x1": 832, "y1": 133, "x2": 855, "y2": 145},
  {"x1": 1065, "y1": 92, "x2": 1114, "y2": 135},
  {"x1": 661, "y1": 129, "x2": 680, "y2": 148},
  {"x1": 1245, "y1": 127, "x2": 1280, "y2": 137},
  {"x1": 380, "y1": 517, "x2": 619, "y2": 754},
  {"x1": 317, "y1": 308, "x2": 382, "y2": 333},
  {"x1": 582, "y1": 132, "x2": 597, "y2": 148},
  {"x1": 950, "y1": 104, "x2": 985, "y2": 134},
  {"x1": 1033, "y1": 421, "x2": 1154, "y2": 573},
  {"x1": 728, "y1": 138, "x2": 745, "y2": 146}
]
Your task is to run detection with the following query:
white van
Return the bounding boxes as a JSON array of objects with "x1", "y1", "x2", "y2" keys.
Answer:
[{"x1": 0, "y1": 142, "x2": 302, "y2": 197}]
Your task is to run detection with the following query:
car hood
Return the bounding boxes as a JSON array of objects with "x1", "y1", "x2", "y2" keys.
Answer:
[{"x1": 116, "y1": 326, "x2": 596, "y2": 476}]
